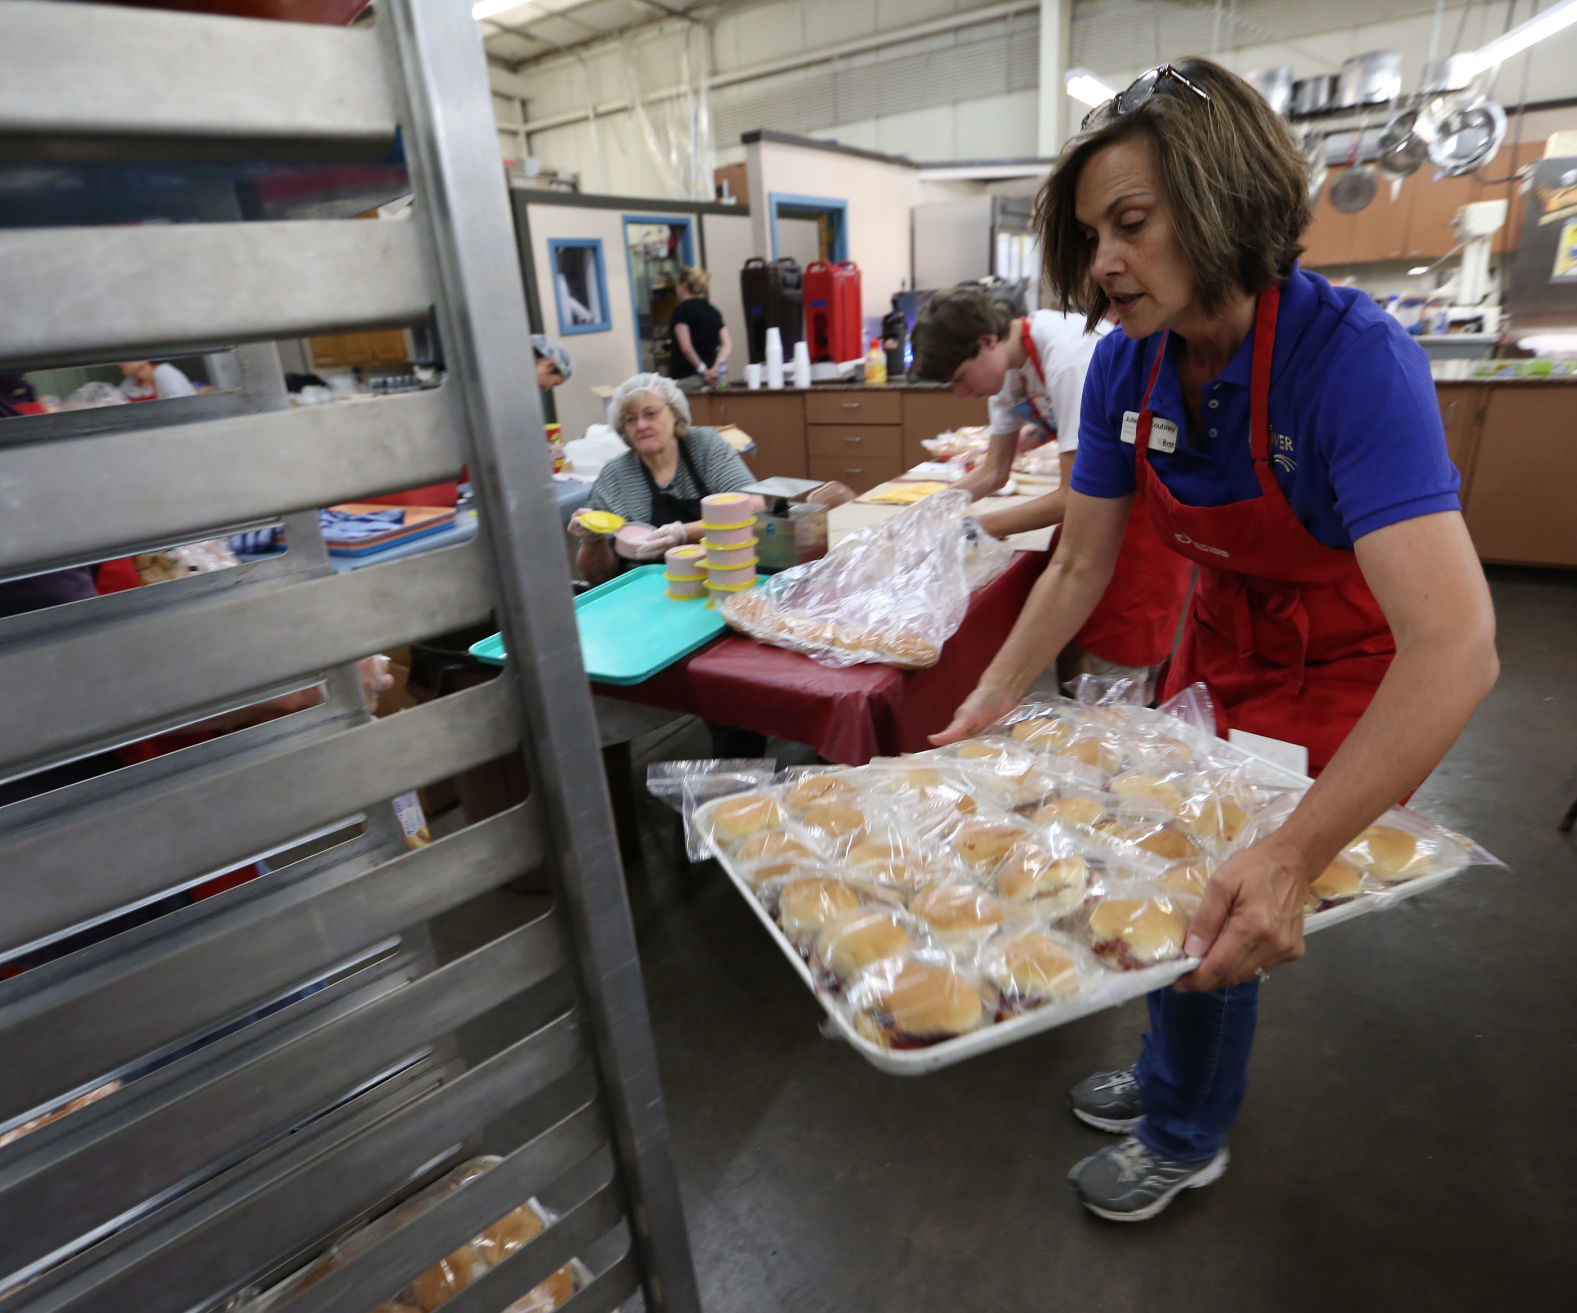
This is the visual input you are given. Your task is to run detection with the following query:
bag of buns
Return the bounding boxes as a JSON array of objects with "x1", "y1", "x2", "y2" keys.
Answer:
[{"x1": 720, "y1": 490, "x2": 1012, "y2": 670}]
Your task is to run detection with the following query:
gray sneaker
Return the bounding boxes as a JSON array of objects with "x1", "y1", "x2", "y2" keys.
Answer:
[
  {"x1": 1068, "y1": 1136, "x2": 1229, "y2": 1222},
  {"x1": 1068, "y1": 1067, "x2": 1145, "y2": 1132}
]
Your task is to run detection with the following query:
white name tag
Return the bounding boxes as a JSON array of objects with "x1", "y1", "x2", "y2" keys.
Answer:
[
  {"x1": 1119, "y1": 410, "x2": 1178, "y2": 452},
  {"x1": 1228, "y1": 729, "x2": 1310, "y2": 779}
]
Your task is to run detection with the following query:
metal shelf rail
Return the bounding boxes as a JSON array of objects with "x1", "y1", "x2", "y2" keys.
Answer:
[{"x1": 0, "y1": 2, "x2": 698, "y2": 1311}]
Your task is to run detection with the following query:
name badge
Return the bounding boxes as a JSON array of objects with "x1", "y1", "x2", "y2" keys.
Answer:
[{"x1": 1119, "y1": 410, "x2": 1178, "y2": 453}]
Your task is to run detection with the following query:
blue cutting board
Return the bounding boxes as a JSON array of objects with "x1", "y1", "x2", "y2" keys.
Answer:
[{"x1": 469, "y1": 564, "x2": 747, "y2": 685}]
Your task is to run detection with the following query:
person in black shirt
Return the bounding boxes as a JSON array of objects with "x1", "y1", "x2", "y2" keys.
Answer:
[{"x1": 667, "y1": 266, "x2": 730, "y2": 390}]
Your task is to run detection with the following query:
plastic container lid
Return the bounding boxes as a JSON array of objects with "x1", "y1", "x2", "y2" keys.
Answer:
[
  {"x1": 700, "y1": 536, "x2": 758, "y2": 551},
  {"x1": 699, "y1": 518, "x2": 756, "y2": 532},
  {"x1": 702, "y1": 556, "x2": 759, "y2": 571},
  {"x1": 576, "y1": 510, "x2": 625, "y2": 535},
  {"x1": 705, "y1": 577, "x2": 758, "y2": 592},
  {"x1": 664, "y1": 571, "x2": 707, "y2": 583}
]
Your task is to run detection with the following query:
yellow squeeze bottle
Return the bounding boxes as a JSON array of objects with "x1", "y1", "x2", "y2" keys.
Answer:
[{"x1": 863, "y1": 337, "x2": 887, "y2": 385}]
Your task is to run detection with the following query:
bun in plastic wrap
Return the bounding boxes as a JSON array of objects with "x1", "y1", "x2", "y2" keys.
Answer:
[
  {"x1": 1088, "y1": 897, "x2": 1188, "y2": 970},
  {"x1": 711, "y1": 793, "x2": 783, "y2": 844},
  {"x1": 777, "y1": 876, "x2": 861, "y2": 945},
  {"x1": 855, "y1": 961, "x2": 985, "y2": 1045}
]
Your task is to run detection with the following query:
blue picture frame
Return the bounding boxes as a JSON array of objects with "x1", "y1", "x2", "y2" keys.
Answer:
[
  {"x1": 768, "y1": 193, "x2": 849, "y2": 264},
  {"x1": 548, "y1": 236, "x2": 611, "y2": 336}
]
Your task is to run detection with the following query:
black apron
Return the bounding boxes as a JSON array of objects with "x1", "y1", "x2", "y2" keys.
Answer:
[{"x1": 638, "y1": 437, "x2": 708, "y2": 525}]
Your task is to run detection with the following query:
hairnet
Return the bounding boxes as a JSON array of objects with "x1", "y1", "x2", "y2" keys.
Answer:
[
  {"x1": 609, "y1": 372, "x2": 691, "y2": 440},
  {"x1": 529, "y1": 334, "x2": 574, "y2": 381}
]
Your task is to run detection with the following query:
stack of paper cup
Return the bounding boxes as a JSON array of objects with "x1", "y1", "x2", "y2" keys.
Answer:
[
  {"x1": 791, "y1": 340, "x2": 812, "y2": 389},
  {"x1": 765, "y1": 327, "x2": 785, "y2": 389},
  {"x1": 663, "y1": 543, "x2": 707, "y2": 600},
  {"x1": 699, "y1": 492, "x2": 758, "y2": 606}
]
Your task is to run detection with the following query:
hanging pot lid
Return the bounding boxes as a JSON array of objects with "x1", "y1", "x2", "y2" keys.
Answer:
[
  {"x1": 1377, "y1": 109, "x2": 1430, "y2": 178},
  {"x1": 1329, "y1": 124, "x2": 1377, "y2": 214},
  {"x1": 1428, "y1": 100, "x2": 1507, "y2": 177},
  {"x1": 1331, "y1": 164, "x2": 1378, "y2": 213}
]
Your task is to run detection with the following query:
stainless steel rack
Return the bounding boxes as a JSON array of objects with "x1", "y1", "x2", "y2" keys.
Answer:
[{"x1": 0, "y1": 2, "x2": 698, "y2": 1310}]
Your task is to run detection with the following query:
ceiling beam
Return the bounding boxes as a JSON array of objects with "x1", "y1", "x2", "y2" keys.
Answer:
[{"x1": 506, "y1": 0, "x2": 712, "y2": 70}]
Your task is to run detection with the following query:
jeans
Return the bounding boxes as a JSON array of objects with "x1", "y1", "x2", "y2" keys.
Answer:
[{"x1": 1133, "y1": 979, "x2": 1260, "y2": 1162}]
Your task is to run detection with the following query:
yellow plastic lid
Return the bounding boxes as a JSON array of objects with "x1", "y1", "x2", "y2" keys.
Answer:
[
  {"x1": 705, "y1": 578, "x2": 759, "y2": 592},
  {"x1": 699, "y1": 518, "x2": 756, "y2": 532},
  {"x1": 702, "y1": 556, "x2": 758, "y2": 571},
  {"x1": 664, "y1": 571, "x2": 707, "y2": 583},
  {"x1": 700, "y1": 536, "x2": 758, "y2": 552},
  {"x1": 576, "y1": 510, "x2": 625, "y2": 535}
]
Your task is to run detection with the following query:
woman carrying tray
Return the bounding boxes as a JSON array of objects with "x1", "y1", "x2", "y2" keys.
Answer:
[{"x1": 933, "y1": 59, "x2": 1497, "y2": 1221}]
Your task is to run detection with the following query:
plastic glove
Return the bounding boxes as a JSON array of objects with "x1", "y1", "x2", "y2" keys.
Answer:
[
  {"x1": 357, "y1": 654, "x2": 395, "y2": 712},
  {"x1": 632, "y1": 521, "x2": 687, "y2": 561}
]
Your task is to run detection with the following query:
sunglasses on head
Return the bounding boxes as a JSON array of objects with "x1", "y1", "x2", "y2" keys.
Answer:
[{"x1": 1081, "y1": 64, "x2": 1211, "y2": 132}]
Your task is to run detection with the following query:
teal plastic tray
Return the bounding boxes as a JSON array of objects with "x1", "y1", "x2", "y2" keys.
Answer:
[{"x1": 469, "y1": 564, "x2": 743, "y2": 685}]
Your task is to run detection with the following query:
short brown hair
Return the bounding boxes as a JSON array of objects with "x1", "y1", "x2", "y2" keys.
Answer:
[
  {"x1": 909, "y1": 285, "x2": 1015, "y2": 382},
  {"x1": 1038, "y1": 57, "x2": 1311, "y2": 330},
  {"x1": 678, "y1": 265, "x2": 710, "y2": 296}
]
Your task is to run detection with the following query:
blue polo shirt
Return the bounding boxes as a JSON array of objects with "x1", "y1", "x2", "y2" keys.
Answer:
[{"x1": 1069, "y1": 265, "x2": 1460, "y2": 550}]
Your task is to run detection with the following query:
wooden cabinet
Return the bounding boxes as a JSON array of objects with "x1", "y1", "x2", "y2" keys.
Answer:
[
  {"x1": 900, "y1": 390, "x2": 989, "y2": 468},
  {"x1": 1302, "y1": 171, "x2": 1357, "y2": 267},
  {"x1": 807, "y1": 425, "x2": 904, "y2": 464},
  {"x1": 805, "y1": 389, "x2": 903, "y2": 425},
  {"x1": 807, "y1": 451, "x2": 906, "y2": 493},
  {"x1": 1435, "y1": 383, "x2": 1487, "y2": 498},
  {"x1": 1403, "y1": 170, "x2": 1479, "y2": 260},
  {"x1": 1349, "y1": 179, "x2": 1411, "y2": 262},
  {"x1": 701, "y1": 392, "x2": 807, "y2": 479},
  {"x1": 1301, "y1": 140, "x2": 1546, "y2": 269},
  {"x1": 307, "y1": 329, "x2": 409, "y2": 370},
  {"x1": 1460, "y1": 384, "x2": 1577, "y2": 567}
]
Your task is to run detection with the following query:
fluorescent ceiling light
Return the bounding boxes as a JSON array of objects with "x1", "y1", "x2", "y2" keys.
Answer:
[
  {"x1": 1465, "y1": 0, "x2": 1577, "y2": 73},
  {"x1": 472, "y1": 0, "x2": 521, "y2": 21},
  {"x1": 1408, "y1": 266, "x2": 1432, "y2": 276},
  {"x1": 1066, "y1": 69, "x2": 1117, "y2": 108}
]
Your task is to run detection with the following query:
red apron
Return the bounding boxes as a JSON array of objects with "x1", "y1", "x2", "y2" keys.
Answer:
[
  {"x1": 1135, "y1": 286, "x2": 1395, "y2": 773},
  {"x1": 1020, "y1": 319, "x2": 1193, "y2": 668}
]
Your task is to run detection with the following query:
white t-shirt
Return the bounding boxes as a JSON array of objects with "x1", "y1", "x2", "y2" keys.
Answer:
[
  {"x1": 120, "y1": 363, "x2": 197, "y2": 401},
  {"x1": 987, "y1": 311, "x2": 1109, "y2": 454}
]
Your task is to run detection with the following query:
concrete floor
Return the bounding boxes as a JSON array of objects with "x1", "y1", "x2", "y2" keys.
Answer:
[{"x1": 444, "y1": 564, "x2": 1577, "y2": 1312}]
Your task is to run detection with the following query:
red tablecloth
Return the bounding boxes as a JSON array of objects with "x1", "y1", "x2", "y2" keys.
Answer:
[{"x1": 595, "y1": 549, "x2": 1049, "y2": 764}]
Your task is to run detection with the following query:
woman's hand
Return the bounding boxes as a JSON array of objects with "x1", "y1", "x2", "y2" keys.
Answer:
[
  {"x1": 357, "y1": 654, "x2": 395, "y2": 712},
  {"x1": 1174, "y1": 836, "x2": 1311, "y2": 992},
  {"x1": 567, "y1": 509, "x2": 600, "y2": 541},
  {"x1": 632, "y1": 521, "x2": 687, "y2": 561},
  {"x1": 928, "y1": 682, "x2": 1019, "y2": 746}
]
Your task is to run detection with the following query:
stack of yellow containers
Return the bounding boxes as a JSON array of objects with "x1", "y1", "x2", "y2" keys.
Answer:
[
  {"x1": 663, "y1": 544, "x2": 707, "y2": 600},
  {"x1": 699, "y1": 492, "x2": 759, "y2": 608}
]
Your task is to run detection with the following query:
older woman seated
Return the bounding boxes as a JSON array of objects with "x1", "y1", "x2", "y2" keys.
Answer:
[{"x1": 570, "y1": 372, "x2": 764, "y2": 585}]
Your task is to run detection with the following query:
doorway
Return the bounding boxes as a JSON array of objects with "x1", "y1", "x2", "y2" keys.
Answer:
[
  {"x1": 622, "y1": 215, "x2": 695, "y2": 374},
  {"x1": 769, "y1": 194, "x2": 848, "y2": 266}
]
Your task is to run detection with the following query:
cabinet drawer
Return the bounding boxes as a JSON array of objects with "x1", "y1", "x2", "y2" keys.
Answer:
[
  {"x1": 806, "y1": 425, "x2": 903, "y2": 463},
  {"x1": 807, "y1": 452, "x2": 907, "y2": 495},
  {"x1": 805, "y1": 390, "x2": 903, "y2": 425}
]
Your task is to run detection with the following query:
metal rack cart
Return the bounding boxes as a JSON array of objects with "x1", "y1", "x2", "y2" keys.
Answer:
[{"x1": 0, "y1": 1, "x2": 698, "y2": 1309}]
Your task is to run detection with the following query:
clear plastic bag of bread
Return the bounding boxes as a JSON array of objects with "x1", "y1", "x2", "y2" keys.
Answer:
[
  {"x1": 229, "y1": 1157, "x2": 580, "y2": 1313},
  {"x1": 647, "y1": 758, "x2": 778, "y2": 861},
  {"x1": 720, "y1": 489, "x2": 1013, "y2": 669}
]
